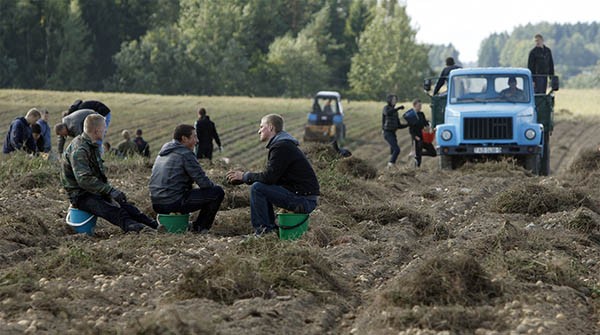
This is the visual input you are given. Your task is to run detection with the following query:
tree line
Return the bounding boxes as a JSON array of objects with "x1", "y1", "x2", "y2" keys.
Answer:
[{"x1": 479, "y1": 22, "x2": 600, "y2": 88}]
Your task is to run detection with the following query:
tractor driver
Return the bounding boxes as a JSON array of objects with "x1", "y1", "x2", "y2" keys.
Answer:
[{"x1": 500, "y1": 77, "x2": 525, "y2": 101}]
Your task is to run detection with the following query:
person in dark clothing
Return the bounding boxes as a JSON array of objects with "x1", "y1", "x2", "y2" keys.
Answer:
[
  {"x1": 61, "y1": 114, "x2": 157, "y2": 233},
  {"x1": 150, "y1": 124, "x2": 224, "y2": 233},
  {"x1": 37, "y1": 109, "x2": 51, "y2": 153},
  {"x1": 68, "y1": 100, "x2": 112, "y2": 153},
  {"x1": 30, "y1": 123, "x2": 44, "y2": 154},
  {"x1": 408, "y1": 99, "x2": 436, "y2": 167},
  {"x1": 322, "y1": 99, "x2": 334, "y2": 115},
  {"x1": 382, "y1": 94, "x2": 407, "y2": 167},
  {"x1": 3, "y1": 108, "x2": 41, "y2": 154},
  {"x1": 433, "y1": 57, "x2": 462, "y2": 95},
  {"x1": 194, "y1": 108, "x2": 222, "y2": 160},
  {"x1": 528, "y1": 34, "x2": 554, "y2": 94},
  {"x1": 55, "y1": 109, "x2": 99, "y2": 154},
  {"x1": 226, "y1": 114, "x2": 320, "y2": 235},
  {"x1": 134, "y1": 128, "x2": 150, "y2": 157}
]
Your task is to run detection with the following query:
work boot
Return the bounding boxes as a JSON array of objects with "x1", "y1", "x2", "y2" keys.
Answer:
[{"x1": 123, "y1": 221, "x2": 145, "y2": 233}]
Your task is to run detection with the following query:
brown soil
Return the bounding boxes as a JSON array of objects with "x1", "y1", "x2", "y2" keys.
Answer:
[{"x1": 2, "y1": 119, "x2": 600, "y2": 335}]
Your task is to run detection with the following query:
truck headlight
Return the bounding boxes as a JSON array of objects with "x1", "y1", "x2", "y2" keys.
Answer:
[
  {"x1": 441, "y1": 130, "x2": 452, "y2": 141},
  {"x1": 525, "y1": 129, "x2": 536, "y2": 140}
]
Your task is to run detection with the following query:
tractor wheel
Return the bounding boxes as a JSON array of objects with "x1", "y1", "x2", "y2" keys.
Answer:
[
  {"x1": 539, "y1": 132, "x2": 550, "y2": 176},
  {"x1": 440, "y1": 155, "x2": 454, "y2": 170},
  {"x1": 524, "y1": 154, "x2": 541, "y2": 175}
]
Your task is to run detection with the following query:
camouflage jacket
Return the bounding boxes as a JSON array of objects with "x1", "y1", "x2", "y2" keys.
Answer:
[{"x1": 61, "y1": 132, "x2": 113, "y2": 200}]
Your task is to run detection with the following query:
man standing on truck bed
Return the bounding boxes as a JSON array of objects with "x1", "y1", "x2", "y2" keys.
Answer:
[
  {"x1": 528, "y1": 34, "x2": 554, "y2": 94},
  {"x1": 433, "y1": 57, "x2": 461, "y2": 95}
]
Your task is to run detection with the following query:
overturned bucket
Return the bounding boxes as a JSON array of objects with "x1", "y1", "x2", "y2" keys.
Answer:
[
  {"x1": 277, "y1": 213, "x2": 309, "y2": 240},
  {"x1": 66, "y1": 206, "x2": 97, "y2": 236},
  {"x1": 157, "y1": 213, "x2": 190, "y2": 234}
]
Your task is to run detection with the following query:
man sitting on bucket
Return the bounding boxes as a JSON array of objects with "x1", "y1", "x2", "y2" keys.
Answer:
[
  {"x1": 149, "y1": 124, "x2": 224, "y2": 234},
  {"x1": 226, "y1": 114, "x2": 320, "y2": 235},
  {"x1": 61, "y1": 114, "x2": 158, "y2": 233}
]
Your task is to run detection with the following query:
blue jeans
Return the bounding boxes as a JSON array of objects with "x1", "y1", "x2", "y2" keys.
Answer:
[
  {"x1": 153, "y1": 186, "x2": 224, "y2": 231},
  {"x1": 383, "y1": 130, "x2": 400, "y2": 163},
  {"x1": 250, "y1": 182, "x2": 317, "y2": 234},
  {"x1": 73, "y1": 192, "x2": 157, "y2": 231}
]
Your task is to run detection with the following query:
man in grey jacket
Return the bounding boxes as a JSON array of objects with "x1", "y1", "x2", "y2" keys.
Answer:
[
  {"x1": 149, "y1": 124, "x2": 224, "y2": 233},
  {"x1": 54, "y1": 109, "x2": 98, "y2": 154}
]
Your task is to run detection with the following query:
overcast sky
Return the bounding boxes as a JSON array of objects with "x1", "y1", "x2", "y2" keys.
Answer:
[{"x1": 405, "y1": 0, "x2": 599, "y2": 64}]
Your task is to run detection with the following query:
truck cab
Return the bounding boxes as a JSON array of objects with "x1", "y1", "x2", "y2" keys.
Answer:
[{"x1": 425, "y1": 68, "x2": 558, "y2": 175}]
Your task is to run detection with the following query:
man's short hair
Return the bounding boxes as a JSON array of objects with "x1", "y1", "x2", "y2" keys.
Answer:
[
  {"x1": 198, "y1": 107, "x2": 207, "y2": 116},
  {"x1": 31, "y1": 123, "x2": 41, "y2": 134},
  {"x1": 508, "y1": 76, "x2": 517, "y2": 84},
  {"x1": 26, "y1": 108, "x2": 41, "y2": 119},
  {"x1": 136, "y1": 128, "x2": 143, "y2": 136},
  {"x1": 412, "y1": 98, "x2": 422, "y2": 106},
  {"x1": 173, "y1": 124, "x2": 195, "y2": 142},
  {"x1": 83, "y1": 114, "x2": 106, "y2": 134},
  {"x1": 534, "y1": 34, "x2": 543, "y2": 40},
  {"x1": 445, "y1": 57, "x2": 455, "y2": 66},
  {"x1": 262, "y1": 114, "x2": 284, "y2": 133},
  {"x1": 54, "y1": 123, "x2": 67, "y2": 135},
  {"x1": 122, "y1": 130, "x2": 130, "y2": 140}
]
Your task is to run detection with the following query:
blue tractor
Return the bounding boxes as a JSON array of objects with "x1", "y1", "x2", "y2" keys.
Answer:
[{"x1": 303, "y1": 91, "x2": 346, "y2": 143}]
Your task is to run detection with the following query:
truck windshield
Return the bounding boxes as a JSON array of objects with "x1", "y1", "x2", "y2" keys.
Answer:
[{"x1": 449, "y1": 74, "x2": 530, "y2": 104}]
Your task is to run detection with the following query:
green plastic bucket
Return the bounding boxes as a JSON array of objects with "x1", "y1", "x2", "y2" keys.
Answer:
[
  {"x1": 157, "y1": 213, "x2": 190, "y2": 234},
  {"x1": 277, "y1": 213, "x2": 309, "y2": 240}
]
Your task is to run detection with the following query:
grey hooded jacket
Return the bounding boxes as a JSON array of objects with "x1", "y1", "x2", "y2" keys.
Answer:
[{"x1": 149, "y1": 140, "x2": 215, "y2": 205}]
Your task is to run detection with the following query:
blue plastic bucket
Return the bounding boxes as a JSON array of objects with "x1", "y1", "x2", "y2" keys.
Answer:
[
  {"x1": 403, "y1": 109, "x2": 418, "y2": 126},
  {"x1": 66, "y1": 206, "x2": 97, "y2": 236}
]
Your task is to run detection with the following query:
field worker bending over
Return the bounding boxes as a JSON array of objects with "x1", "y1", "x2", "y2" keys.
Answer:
[
  {"x1": 61, "y1": 114, "x2": 158, "y2": 233},
  {"x1": 149, "y1": 124, "x2": 224, "y2": 233},
  {"x1": 68, "y1": 100, "x2": 112, "y2": 153},
  {"x1": 226, "y1": 114, "x2": 320, "y2": 236},
  {"x1": 3, "y1": 108, "x2": 41, "y2": 154},
  {"x1": 55, "y1": 109, "x2": 98, "y2": 154}
]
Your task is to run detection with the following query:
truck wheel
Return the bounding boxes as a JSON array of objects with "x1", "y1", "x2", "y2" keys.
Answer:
[
  {"x1": 524, "y1": 154, "x2": 541, "y2": 175},
  {"x1": 440, "y1": 155, "x2": 454, "y2": 170},
  {"x1": 540, "y1": 132, "x2": 550, "y2": 176}
]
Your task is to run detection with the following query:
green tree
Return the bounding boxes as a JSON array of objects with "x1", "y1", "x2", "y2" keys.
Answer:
[
  {"x1": 47, "y1": 0, "x2": 92, "y2": 90},
  {"x1": 267, "y1": 32, "x2": 329, "y2": 97},
  {"x1": 348, "y1": 3, "x2": 430, "y2": 100}
]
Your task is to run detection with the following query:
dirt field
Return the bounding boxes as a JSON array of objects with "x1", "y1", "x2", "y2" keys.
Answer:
[{"x1": 2, "y1": 91, "x2": 600, "y2": 334}]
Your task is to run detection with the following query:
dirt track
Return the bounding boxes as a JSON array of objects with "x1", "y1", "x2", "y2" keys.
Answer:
[{"x1": 2, "y1": 117, "x2": 600, "y2": 334}]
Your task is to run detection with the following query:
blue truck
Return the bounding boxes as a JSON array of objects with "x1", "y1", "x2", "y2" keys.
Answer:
[{"x1": 424, "y1": 67, "x2": 558, "y2": 175}]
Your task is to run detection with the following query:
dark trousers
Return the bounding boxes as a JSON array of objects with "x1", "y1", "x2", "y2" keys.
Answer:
[
  {"x1": 249, "y1": 182, "x2": 317, "y2": 234},
  {"x1": 195, "y1": 144, "x2": 213, "y2": 160},
  {"x1": 533, "y1": 76, "x2": 548, "y2": 94},
  {"x1": 73, "y1": 193, "x2": 157, "y2": 231},
  {"x1": 414, "y1": 139, "x2": 437, "y2": 167},
  {"x1": 383, "y1": 130, "x2": 400, "y2": 164},
  {"x1": 153, "y1": 186, "x2": 224, "y2": 231}
]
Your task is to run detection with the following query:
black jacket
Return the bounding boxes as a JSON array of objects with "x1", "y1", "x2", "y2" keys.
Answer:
[
  {"x1": 528, "y1": 45, "x2": 554, "y2": 76},
  {"x1": 433, "y1": 64, "x2": 461, "y2": 95},
  {"x1": 409, "y1": 111, "x2": 430, "y2": 140},
  {"x1": 382, "y1": 104, "x2": 408, "y2": 131},
  {"x1": 194, "y1": 116, "x2": 221, "y2": 149},
  {"x1": 243, "y1": 131, "x2": 319, "y2": 196},
  {"x1": 68, "y1": 100, "x2": 111, "y2": 116}
]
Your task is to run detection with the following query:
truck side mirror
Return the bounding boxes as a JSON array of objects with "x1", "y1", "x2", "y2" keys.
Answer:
[
  {"x1": 551, "y1": 76, "x2": 559, "y2": 92},
  {"x1": 424, "y1": 79, "x2": 432, "y2": 92}
]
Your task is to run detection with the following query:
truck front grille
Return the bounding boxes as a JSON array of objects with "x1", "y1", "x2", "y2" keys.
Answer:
[{"x1": 464, "y1": 117, "x2": 513, "y2": 140}]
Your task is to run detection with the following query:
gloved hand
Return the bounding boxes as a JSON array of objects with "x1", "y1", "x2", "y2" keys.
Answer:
[
  {"x1": 109, "y1": 188, "x2": 127, "y2": 203},
  {"x1": 218, "y1": 146, "x2": 223, "y2": 153}
]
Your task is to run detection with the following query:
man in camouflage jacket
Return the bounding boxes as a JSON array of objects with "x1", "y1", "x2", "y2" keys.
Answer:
[{"x1": 61, "y1": 114, "x2": 157, "y2": 233}]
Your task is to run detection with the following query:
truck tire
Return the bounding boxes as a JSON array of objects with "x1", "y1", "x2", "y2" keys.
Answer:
[
  {"x1": 540, "y1": 132, "x2": 550, "y2": 176},
  {"x1": 524, "y1": 154, "x2": 541, "y2": 175},
  {"x1": 440, "y1": 155, "x2": 454, "y2": 170}
]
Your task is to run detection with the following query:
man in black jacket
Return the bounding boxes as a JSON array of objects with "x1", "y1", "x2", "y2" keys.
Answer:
[
  {"x1": 382, "y1": 94, "x2": 406, "y2": 167},
  {"x1": 408, "y1": 99, "x2": 436, "y2": 167},
  {"x1": 433, "y1": 57, "x2": 461, "y2": 95},
  {"x1": 194, "y1": 107, "x2": 222, "y2": 160},
  {"x1": 528, "y1": 34, "x2": 554, "y2": 94},
  {"x1": 226, "y1": 114, "x2": 320, "y2": 235}
]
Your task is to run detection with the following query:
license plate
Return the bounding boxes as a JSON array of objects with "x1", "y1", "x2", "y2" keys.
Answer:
[{"x1": 474, "y1": 147, "x2": 502, "y2": 154}]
